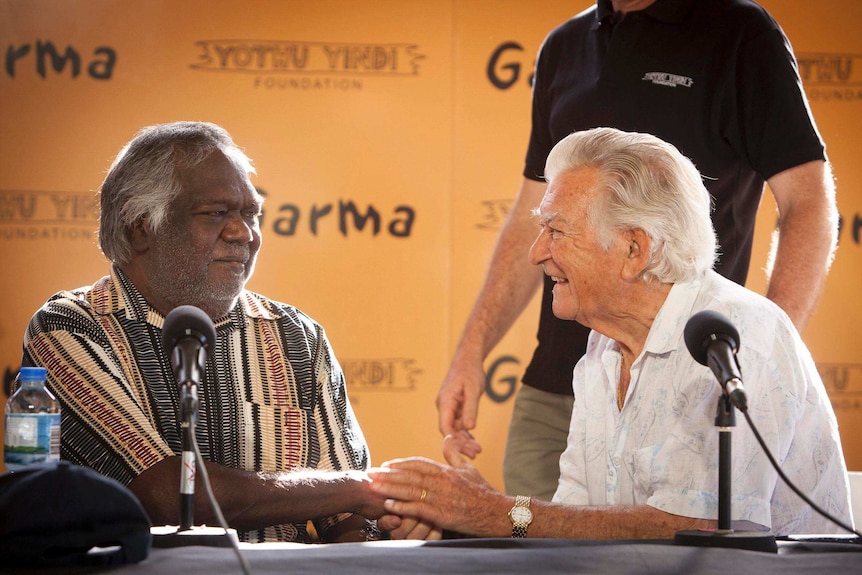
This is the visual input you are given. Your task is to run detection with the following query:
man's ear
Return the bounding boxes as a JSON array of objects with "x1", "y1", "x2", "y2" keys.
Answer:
[
  {"x1": 621, "y1": 227, "x2": 651, "y2": 281},
  {"x1": 129, "y1": 217, "x2": 150, "y2": 254}
]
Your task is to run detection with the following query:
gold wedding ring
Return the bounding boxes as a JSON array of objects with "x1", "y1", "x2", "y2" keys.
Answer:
[{"x1": 419, "y1": 487, "x2": 427, "y2": 503}]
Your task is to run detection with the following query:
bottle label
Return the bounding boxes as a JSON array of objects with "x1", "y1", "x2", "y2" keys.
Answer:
[{"x1": 4, "y1": 413, "x2": 61, "y2": 470}]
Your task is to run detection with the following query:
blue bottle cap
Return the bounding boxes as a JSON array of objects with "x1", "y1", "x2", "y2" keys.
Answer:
[{"x1": 18, "y1": 367, "x2": 48, "y2": 382}]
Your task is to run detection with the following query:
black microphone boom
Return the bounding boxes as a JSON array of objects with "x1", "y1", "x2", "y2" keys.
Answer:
[
  {"x1": 676, "y1": 309, "x2": 778, "y2": 553},
  {"x1": 156, "y1": 305, "x2": 246, "y2": 552},
  {"x1": 684, "y1": 310, "x2": 747, "y2": 411},
  {"x1": 677, "y1": 309, "x2": 860, "y2": 547},
  {"x1": 161, "y1": 305, "x2": 216, "y2": 532}
]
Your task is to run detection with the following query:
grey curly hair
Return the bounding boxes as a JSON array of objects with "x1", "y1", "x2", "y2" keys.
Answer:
[{"x1": 98, "y1": 121, "x2": 255, "y2": 264}]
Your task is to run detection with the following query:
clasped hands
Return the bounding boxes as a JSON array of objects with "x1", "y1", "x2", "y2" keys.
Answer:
[{"x1": 370, "y1": 431, "x2": 494, "y2": 540}]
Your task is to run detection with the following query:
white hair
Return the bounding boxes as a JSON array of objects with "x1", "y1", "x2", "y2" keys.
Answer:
[{"x1": 544, "y1": 127, "x2": 718, "y2": 283}]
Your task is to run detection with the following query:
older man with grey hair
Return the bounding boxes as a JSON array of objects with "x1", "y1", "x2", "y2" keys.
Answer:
[
  {"x1": 372, "y1": 127, "x2": 852, "y2": 540},
  {"x1": 23, "y1": 121, "x2": 432, "y2": 543}
]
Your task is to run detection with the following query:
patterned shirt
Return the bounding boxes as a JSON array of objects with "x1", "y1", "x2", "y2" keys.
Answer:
[
  {"x1": 554, "y1": 271, "x2": 853, "y2": 535},
  {"x1": 23, "y1": 266, "x2": 370, "y2": 543}
]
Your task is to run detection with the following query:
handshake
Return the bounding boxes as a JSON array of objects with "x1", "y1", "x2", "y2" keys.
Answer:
[{"x1": 368, "y1": 432, "x2": 503, "y2": 541}]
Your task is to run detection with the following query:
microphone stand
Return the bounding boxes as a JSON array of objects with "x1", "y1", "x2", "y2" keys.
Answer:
[
  {"x1": 179, "y1": 381, "x2": 198, "y2": 532},
  {"x1": 674, "y1": 391, "x2": 777, "y2": 553},
  {"x1": 152, "y1": 347, "x2": 237, "y2": 549},
  {"x1": 716, "y1": 393, "x2": 733, "y2": 533}
]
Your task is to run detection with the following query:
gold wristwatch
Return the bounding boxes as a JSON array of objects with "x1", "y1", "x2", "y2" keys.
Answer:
[{"x1": 508, "y1": 495, "x2": 533, "y2": 538}]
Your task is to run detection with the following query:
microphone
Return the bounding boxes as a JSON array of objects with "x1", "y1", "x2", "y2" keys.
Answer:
[
  {"x1": 161, "y1": 305, "x2": 216, "y2": 532},
  {"x1": 162, "y1": 305, "x2": 216, "y2": 392},
  {"x1": 675, "y1": 310, "x2": 781, "y2": 553},
  {"x1": 684, "y1": 310, "x2": 747, "y2": 411}
]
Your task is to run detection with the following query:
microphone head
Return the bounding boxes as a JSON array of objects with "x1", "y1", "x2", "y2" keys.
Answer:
[
  {"x1": 161, "y1": 305, "x2": 217, "y2": 359},
  {"x1": 683, "y1": 310, "x2": 740, "y2": 366}
]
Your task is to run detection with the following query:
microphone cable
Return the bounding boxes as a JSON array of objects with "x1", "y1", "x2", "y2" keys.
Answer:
[
  {"x1": 190, "y1": 430, "x2": 253, "y2": 575},
  {"x1": 739, "y1": 406, "x2": 861, "y2": 539}
]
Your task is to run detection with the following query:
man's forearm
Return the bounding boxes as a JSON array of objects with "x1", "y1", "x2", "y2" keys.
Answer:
[
  {"x1": 765, "y1": 160, "x2": 838, "y2": 331},
  {"x1": 766, "y1": 220, "x2": 833, "y2": 331},
  {"x1": 453, "y1": 178, "x2": 547, "y2": 362},
  {"x1": 526, "y1": 501, "x2": 715, "y2": 540},
  {"x1": 437, "y1": 491, "x2": 713, "y2": 540},
  {"x1": 130, "y1": 457, "x2": 381, "y2": 532}
]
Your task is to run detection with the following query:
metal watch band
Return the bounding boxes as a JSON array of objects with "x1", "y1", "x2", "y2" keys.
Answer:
[{"x1": 511, "y1": 495, "x2": 531, "y2": 538}]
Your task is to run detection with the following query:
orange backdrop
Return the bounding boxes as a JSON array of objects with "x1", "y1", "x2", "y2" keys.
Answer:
[{"x1": 1, "y1": 1, "x2": 861, "y2": 491}]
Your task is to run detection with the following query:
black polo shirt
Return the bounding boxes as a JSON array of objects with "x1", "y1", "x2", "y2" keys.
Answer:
[{"x1": 522, "y1": 0, "x2": 825, "y2": 395}]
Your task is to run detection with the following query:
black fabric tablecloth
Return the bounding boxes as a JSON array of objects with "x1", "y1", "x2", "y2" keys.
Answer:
[{"x1": 6, "y1": 536, "x2": 862, "y2": 574}]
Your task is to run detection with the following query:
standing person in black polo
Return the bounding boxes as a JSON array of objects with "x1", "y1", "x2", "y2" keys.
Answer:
[{"x1": 437, "y1": 0, "x2": 839, "y2": 501}]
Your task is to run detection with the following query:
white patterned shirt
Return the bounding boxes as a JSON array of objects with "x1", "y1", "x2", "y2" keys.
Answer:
[{"x1": 554, "y1": 270, "x2": 853, "y2": 535}]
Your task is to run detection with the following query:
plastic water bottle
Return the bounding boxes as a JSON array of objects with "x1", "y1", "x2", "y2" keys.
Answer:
[{"x1": 3, "y1": 367, "x2": 61, "y2": 472}]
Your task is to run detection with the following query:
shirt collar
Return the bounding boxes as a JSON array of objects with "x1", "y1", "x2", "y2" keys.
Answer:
[
  {"x1": 596, "y1": 0, "x2": 693, "y2": 27},
  {"x1": 641, "y1": 271, "x2": 705, "y2": 356},
  {"x1": 97, "y1": 265, "x2": 276, "y2": 331}
]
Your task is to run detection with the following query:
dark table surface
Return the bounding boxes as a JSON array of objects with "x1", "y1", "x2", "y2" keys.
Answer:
[{"x1": 6, "y1": 535, "x2": 862, "y2": 575}]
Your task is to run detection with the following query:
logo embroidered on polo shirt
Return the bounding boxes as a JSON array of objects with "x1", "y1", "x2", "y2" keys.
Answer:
[{"x1": 641, "y1": 72, "x2": 694, "y2": 88}]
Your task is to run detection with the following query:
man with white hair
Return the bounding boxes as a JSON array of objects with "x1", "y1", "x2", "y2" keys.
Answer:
[{"x1": 372, "y1": 128, "x2": 852, "y2": 539}]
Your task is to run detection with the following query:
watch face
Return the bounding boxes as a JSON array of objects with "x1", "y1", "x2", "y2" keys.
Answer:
[{"x1": 511, "y1": 506, "x2": 533, "y2": 524}]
